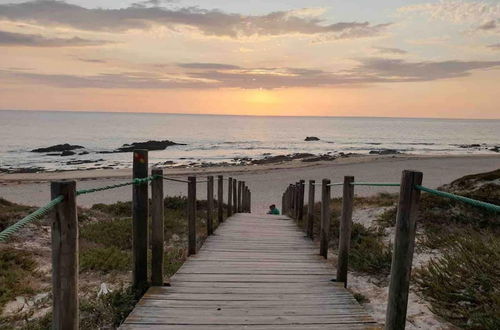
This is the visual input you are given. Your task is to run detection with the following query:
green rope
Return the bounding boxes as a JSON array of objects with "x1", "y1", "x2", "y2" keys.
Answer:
[
  {"x1": 414, "y1": 185, "x2": 500, "y2": 213},
  {"x1": 76, "y1": 176, "x2": 155, "y2": 195},
  {"x1": 327, "y1": 183, "x2": 343, "y2": 187},
  {"x1": 0, "y1": 196, "x2": 64, "y2": 242},
  {"x1": 0, "y1": 176, "x2": 156, "y2": 242},
  {"x1": 351, "y1": 182, "x2": 400, "y2": 187}
]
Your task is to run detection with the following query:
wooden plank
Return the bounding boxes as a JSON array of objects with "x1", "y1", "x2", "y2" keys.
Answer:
[{"x1": 121, "y1": 213, "x2": 377, "y2": 329}]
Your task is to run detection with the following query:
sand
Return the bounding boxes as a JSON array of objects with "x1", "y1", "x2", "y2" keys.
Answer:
[{"x1": 1, "y1": 154, "x2": 499, "y2": 213}]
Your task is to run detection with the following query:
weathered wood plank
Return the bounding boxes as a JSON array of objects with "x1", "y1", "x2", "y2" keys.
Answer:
[{"x1": 121, "y1": 213, "x2": 377, "y2": 329}]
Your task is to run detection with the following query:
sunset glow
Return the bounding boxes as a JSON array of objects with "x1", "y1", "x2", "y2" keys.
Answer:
[{"x1": 0, "y1": 0, "x2": 499, "y2": 118}]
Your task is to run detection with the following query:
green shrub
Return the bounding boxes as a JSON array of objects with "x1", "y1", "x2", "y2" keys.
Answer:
[
  {"x1": 91, "y1": 201, "x2": 132, "y2": 217},
  {"x1": 80, "y1": 286, "x2": 138, "y2": 329},
  {"x1": 376, "y1": 206, "x2": 397, "y2": 228},
  {"x1": 0, "y1": 247, "x2": 37, "y2": 310},
  {"x1": 349, "y1": 223, "x2": 392, "y2": 275},
  {"x1": 80, "y1": 246, "x2": 131, "y2": 272},
  {"x1": 80, "y1": 218, "x2": 132, "y2": 250},
  {"x1": 414, "y1": 233, "x2": 500, "y2": 329},
  {"x1": 0, "y1": 198, "x2": 37, "y2": 231}
]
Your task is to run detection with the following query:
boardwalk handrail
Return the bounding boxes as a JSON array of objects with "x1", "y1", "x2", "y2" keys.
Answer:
[
  {"x1": 282, "y1": 170, "x2": 498, "y2": 330},
  {"x1": 0, "y1": 149, "x2": 252, "y2": 330}
]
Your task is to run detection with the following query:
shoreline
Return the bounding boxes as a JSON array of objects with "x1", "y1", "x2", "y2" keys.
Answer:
[{"x1": 1, "y1": 154, "x2": 499, "y2": 185}]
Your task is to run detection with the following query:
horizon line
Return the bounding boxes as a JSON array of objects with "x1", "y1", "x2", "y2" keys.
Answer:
[{"x1": 0, "y1": 108, "x2": 498, "y2": 121}]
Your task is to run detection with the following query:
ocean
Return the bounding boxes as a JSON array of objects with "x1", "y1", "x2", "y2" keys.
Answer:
[{"x1": 0, "y1": 110, "x2": 498, "y2": 172}]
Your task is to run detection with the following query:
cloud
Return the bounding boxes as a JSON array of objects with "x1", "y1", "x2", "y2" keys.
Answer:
[
  {"x1": 0, "y1": 30, "x2": 110, "y2": 47},
  {"x1": 2, "y1": 58, "x2": 499, "y2": 89},
  {"x1": 478, "y1": 20, "x2": 497, "y2": 30},
  {"x1": 76, "y1": 58, "x2": 108, "y2": 63},
  {"x1": 178, "y1": 63, "x2": 241, "y2": 70},
  {"x1": 399, "y1": 1, "x2": 500, "y2": 34},
  {"x1": 0, "y1": 1, "x2": 390, "y2": 39},
  {"x1": 373, "y1": 47, "x2": 407, "y2": 55},
  {"x1": 358, "y1": 58, "x2": 500, "y2": 82},
  {"x1": 399, "y1": 1, "x2": 500, "y2": 24}
]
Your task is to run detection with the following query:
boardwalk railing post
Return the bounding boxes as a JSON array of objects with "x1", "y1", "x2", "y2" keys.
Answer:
[
  {"x1": 385, "y1": 170, "x2": 423, "y2": 330},
  {"x1": 249, "y1": 190, "x2": 252, "y2": 213},
  {"x1": 238, "y1": 181, "x2": 243, "y2": 213},
  {"x1": 151, "y1": 168, "x2": 164, "y2": 286},
  {"x1": 337, "y1": 176, "x2": 354, "y2": 287},
  {"x1": 298, "y1": 180, "x2": 305, "y2": 223},
  {"x1": 207, "y1": 176, "x2": 214, "y2": 236},
  {"x1": 320, "y1": 179, "x2": 331, "y2": 258},
  {"x1": 188, "y1": 176, "x2": 197, "y2": 256},
  {"x1": 307, "y1": 180, "x2": 315, "y2": 239},
  {"x1": 133, "y1": 149, "x2": 149, "y2": 292},
  {"x1": 227, "y1": 177, "x2": 233, "y2": 217},
  {"x1": 232, "y1": 179, "x2": 237, "y2": 214},
  {"x1": 51, "y1": 180, "x2": 78, "y2": 330},
  {"x1": 218, "y1": 175, "x2": 224, "y2": 223},
  {"x1": 294, "y1": 183, "x2": 299, "y2": 219}
]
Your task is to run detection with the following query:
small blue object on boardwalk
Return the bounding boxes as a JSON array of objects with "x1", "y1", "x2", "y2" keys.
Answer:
[{"x1": 121, "y1": 213, "x2": 378, "y2": 329}]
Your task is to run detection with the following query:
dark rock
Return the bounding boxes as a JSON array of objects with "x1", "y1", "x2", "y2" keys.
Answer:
[
  {"x1": 458, "y1": 144, "x2": 481, "y2": 148},
  {"x1": 61, "y1": 150, "x2": 76, "y2": 156},
  {"x1": 47, "y1": 153, "x2": 61, "y2": 156},
  {"x1": 114, "y1": 140, "x2": 186, "y2": 153},
  {"x1": 8, "y1": 167, "x2": 45, "y2": 173},
  {"x1": 490, "y1": 146, "x2": 500, "y2": 153},
  {"x1": 305, "y1": 136, "x2": 320, "y2": 141},
  {"x1": 66, "y1": 159, "x2": 104, "y2": 165},
  {"x1": 369, "y1": 149, "x2": 400, "y2": 155},
  {"x1": 32, "y1": 143, "x2": 84, "y2": 153},
  {"x1": 78, "y1": 151, "x2": 89, "y2": 155},
  {"x1": 301, "y1": 154, "x2": 336, "y2": 162},
  {"x1": 290, "y1": 153, "x2": 315, "y2": 159}
]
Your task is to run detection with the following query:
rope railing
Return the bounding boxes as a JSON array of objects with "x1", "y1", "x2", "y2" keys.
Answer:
[
  {"x1": 415, "y1": 184, "x2": 500, "y2": 213},
  {"x1": 0, "y1": 195, "x2": 64, "y2": 242},
  {"x1": 0, "y1": 149, "x2": 252, "y2": 329},
  {"x1": 160, "y1": 176, "x2": 189, "y2": 183},
  {"x1": 281, "y1": 170, "x2": 498, "y2": 330}
]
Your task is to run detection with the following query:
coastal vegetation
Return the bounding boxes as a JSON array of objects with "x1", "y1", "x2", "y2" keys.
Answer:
[
  {"x1": 301, "y1": 169, "x2": 499, "y2": 329},
  {"x1": 0, "y1": 196, "x2": 225, "y2": 329}
]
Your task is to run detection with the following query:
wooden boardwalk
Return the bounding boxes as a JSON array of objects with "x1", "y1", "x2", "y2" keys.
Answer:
[{"x1": 121, "y1": 213, "x2": 378, "y2": 329}]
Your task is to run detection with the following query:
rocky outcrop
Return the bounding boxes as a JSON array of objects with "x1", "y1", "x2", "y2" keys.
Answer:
[
  {"x1": 31, "y1": 143, "x2": 84, "y2": 153},
  {"x1": 105, "y1": 140, "x2": 186, "y2": 153},
  {"x1": 305, "y1": 136, "x2": 320, "y2": 141},
  {"x1": 369, "y1": 149, "x2": 400, "y2": 155}
]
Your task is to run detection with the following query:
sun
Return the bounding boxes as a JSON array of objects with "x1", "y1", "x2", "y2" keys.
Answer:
[{"x1": 246, "y1": 89, "x2": 278, "y2": 104}]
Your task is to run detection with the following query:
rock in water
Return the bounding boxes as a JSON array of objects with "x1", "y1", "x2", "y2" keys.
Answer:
[
  {"x1": 32, "y1": 143, "x2": 84, "y2": 153},
  {"x1": 304, "y1": 136, "x2": 320, "y2": 141},
  {"x1": 114, "y1": 140, "x2": 186, "y2": 152},
  {"x1": 369, "y1": 149, "x2": 400, "y2": 155}
]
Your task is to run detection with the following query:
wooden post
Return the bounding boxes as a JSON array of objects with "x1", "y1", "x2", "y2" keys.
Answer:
[
  {"x1": 307, "y1": 180, "x2": 315, "y2": 239},
  {"x1": 132, "y1": 149, "x2": 148, "y2": 291},
  {"x1": 151, "y1": 168, "x2": 164, "y2": 286},
  {"x1": 319, "y1": 179, "x2": 331, "y2": 258},
  {"x1": 288, "y1": 184, "x2": 294, "y2": 216},
  {"x1": 298, "y1": 180, "x2": 305, "y2": 222},
  {"x1": 238, "y1": 181, "x2": 243, "y2": 213},
  {"x1": 227, "y1": 177, "x2": 233, "y2": 217},
  {"x1": 232, "y1": 179, "x2": 237, "y2": 214},
  {"x1": 337, "y1": 176, "x2": 354, "y2": 287},
  {"x1": 217, "y1": 175, "x2": 224, "y2": 223},
  {"x1": 51, "y1": 180, "x2": 78, "y2": 330},
  {"x1": 385, "y1": 170, "x2": 423, "y2": 330},
  {"x1": 248, "y1": 190, "x2": 251, "y2": 213},
  {"x1": 187, "y1": 176, "x2": 197, "y2": 256},
  {"x1": 207, "y1": 176, "x2": 214, "y2": 236}
]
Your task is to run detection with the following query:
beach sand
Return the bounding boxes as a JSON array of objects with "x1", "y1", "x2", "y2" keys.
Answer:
[{"x1": 1, "y1": 154, "x2": 499, "y2": 214}]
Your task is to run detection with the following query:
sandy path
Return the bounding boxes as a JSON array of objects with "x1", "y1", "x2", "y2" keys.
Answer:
[{"x1": 1, "y1": 155, "x2": 498, "y2": 214}]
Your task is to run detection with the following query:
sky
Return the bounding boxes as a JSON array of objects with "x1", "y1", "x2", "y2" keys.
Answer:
[{"x1": 0, "y1": 0, "x2": 499, "y2": 118}]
